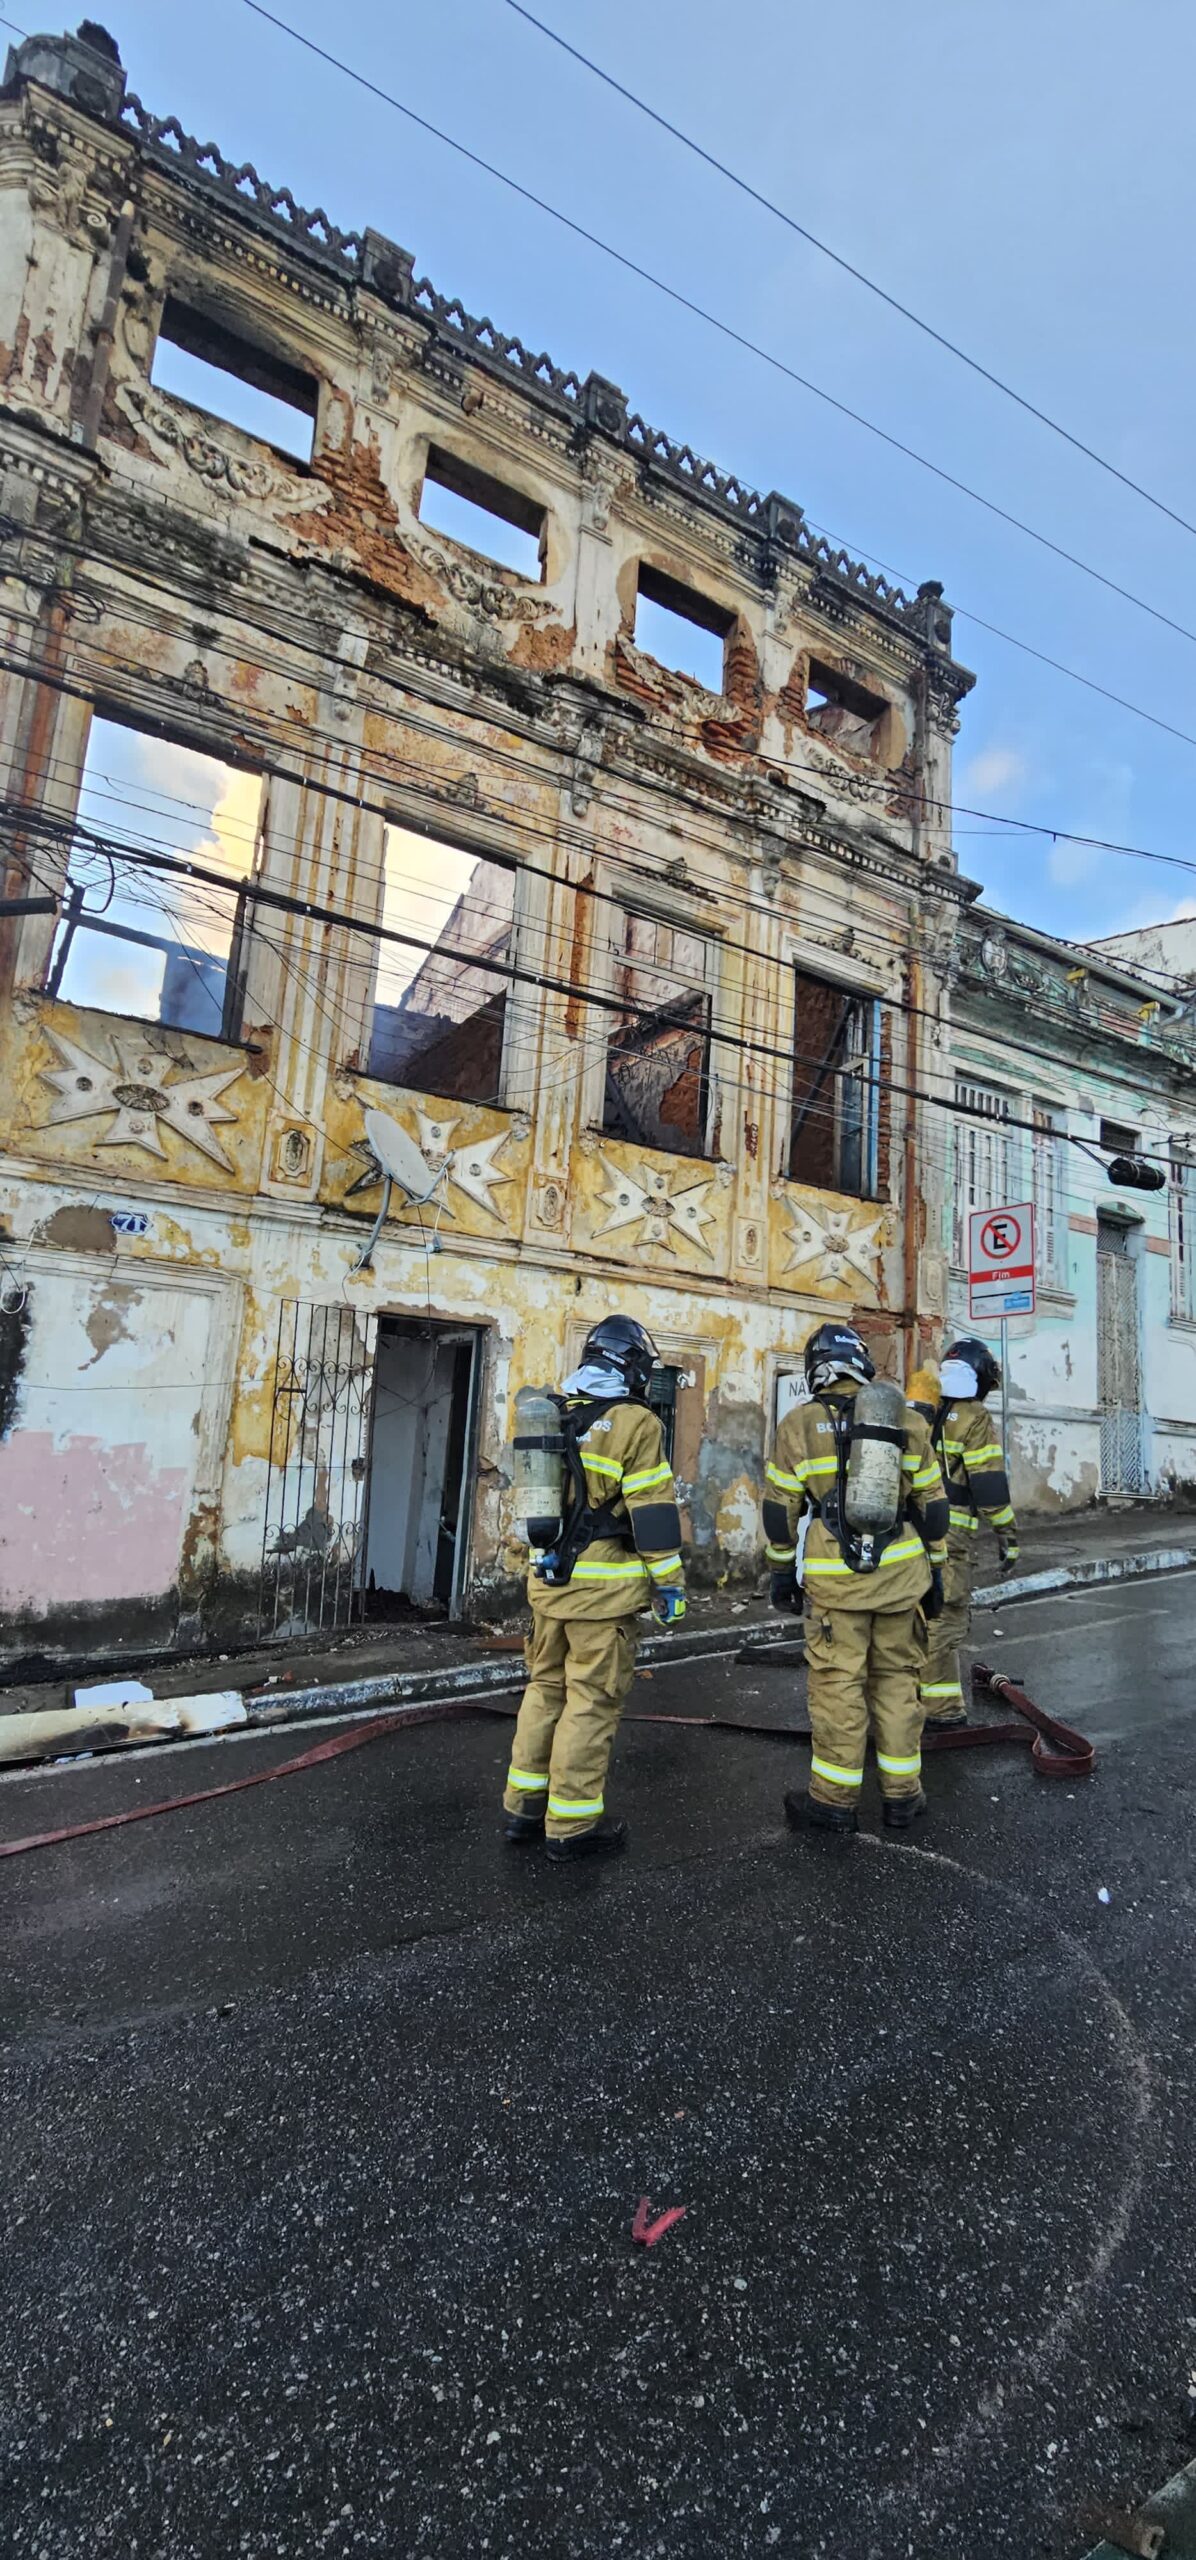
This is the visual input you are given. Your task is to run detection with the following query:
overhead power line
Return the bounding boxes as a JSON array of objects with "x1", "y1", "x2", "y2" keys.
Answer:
[
  {"x1": 500, "y1": 0, "x2": 1196, "y2": 548},
  {"x1": 241, "y1": 0, "x2": 1196, "y2": 656}
]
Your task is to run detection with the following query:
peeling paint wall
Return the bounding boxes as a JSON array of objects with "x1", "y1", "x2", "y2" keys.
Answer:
[{"x1": 0, "y1": 30, "x2": 982, "y2": 1658}]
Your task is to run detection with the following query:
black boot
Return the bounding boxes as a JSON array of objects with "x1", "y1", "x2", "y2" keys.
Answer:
[
  {"x1": 883, "y1": 1790, "x2": 928, "y2": 1830},
  {"x1": 784, "y1": 1789, "x2": 857, "y2": 1835},
  {"x1": 503, "y1": 1808, "x2": 545, "y2": 1843},
  {"x1": 922, "y1": 1712, "x2": 968, "y2": 1734},
  {"x1": 546, "y1": 1815, "x2": 627, "y2": 1863}
]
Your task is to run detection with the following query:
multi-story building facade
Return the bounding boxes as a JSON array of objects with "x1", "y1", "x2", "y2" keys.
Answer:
[
  {"x1": 943, "y1": 909, "x2": 1196, "y2": 1510},
  {"x1": 0, "y1": 24, "x2": 979, "y2": 1662}
]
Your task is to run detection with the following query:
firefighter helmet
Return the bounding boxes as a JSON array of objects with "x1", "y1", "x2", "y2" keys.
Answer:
[
  {"x1": 803, "y1": 1320, "x2": 875, "y2": 1395},
  {"x1": 581, "y1": 1314, "x2": 660, "y2": 1401},
  {"x1": 943, "y1": 1335, "x2": 1002, "y2": 1399}
]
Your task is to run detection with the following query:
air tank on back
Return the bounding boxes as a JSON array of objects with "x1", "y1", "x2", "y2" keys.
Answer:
[
  {"x1": 844, "y1": 1377, "x2": 906, "y2": 1534},
  {"x1": 512, "y1": 1386, "x2": 566, "y2": 1549}
]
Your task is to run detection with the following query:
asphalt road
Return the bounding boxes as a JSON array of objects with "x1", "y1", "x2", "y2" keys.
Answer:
[{"x1": 2, "y1": 1572, "x2": 1195, "y2": 2560}]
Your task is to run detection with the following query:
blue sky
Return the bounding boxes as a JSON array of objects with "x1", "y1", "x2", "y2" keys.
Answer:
[{"x1": 50, "y1": 0, "x2": 1196, "y2": 946}]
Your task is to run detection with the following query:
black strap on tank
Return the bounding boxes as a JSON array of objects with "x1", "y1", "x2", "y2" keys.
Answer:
[
  {"x1": 816, "y1": 1394, "x2": 910, "y2": 1577},
  {"x1": 540, "y1": 1398, "x2": 636, "y2": 1586}
]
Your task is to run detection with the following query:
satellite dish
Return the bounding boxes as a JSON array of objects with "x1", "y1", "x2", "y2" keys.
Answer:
[
  {"x1": 351, "y1": 1107, "x2": 448, "y2": 1276},
  {"x1": 363, "y1": 1108, "x2": 441, "y2": 1202}
]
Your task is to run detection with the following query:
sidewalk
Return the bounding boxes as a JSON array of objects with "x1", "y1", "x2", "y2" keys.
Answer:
[{"x1": 2, "y1": 1503, "x2": 1193, "y2": 1743}]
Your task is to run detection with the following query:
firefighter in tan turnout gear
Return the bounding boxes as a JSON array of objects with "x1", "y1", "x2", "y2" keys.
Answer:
[
  {"x1": 763, "y1": 1322, "x2": 950, "y2": 1832},
  {"x1": 504, "y1": 1316, "x2": 686, "y2": 1862},
  {"x1": 920, "y1": 1336, "x2": 1020, "y2": 1731}
]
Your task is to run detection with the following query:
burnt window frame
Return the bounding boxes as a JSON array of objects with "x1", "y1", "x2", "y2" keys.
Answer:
[
  {"x1": 784, "y1": 957, "x2": 882, "y2": 1201},
  {"x1": 43, "y1": 702, "x2": 261, "y2": 1045},
  {"x1": 150, "y1": 294, "x2": 319, "y2": 463},
  {"x1": 598, "y1": 898, "x2": 718, "y2": 1164},
  {"x1": 633, "y1": 563, "x2": 734, "y2": 694},
  {"x1": 364, "y1": 820, "x2": 525, "y2": 1113},
  {"x1": 417, "y1": 443, "x2": 549, "y2": 583}
]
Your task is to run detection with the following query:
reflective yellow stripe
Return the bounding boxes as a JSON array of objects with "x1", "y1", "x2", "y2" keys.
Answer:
[
  {"x1": 989, "y1": 1506, "x2": 1015, "y2": 1528},
  {"x1": 804, "y1": 1535, "x2": 926, "y2": 1575},
  {"x1": 765, "y1": 1543, "x2": 797, "y2": 1563},
  {"x1": 548, "y1": 1793, "x2": 603, "y2": 1819},
  {"x1": 950, "y1": 1508, "x2": 980, "y2": 1530},
  {"x1": 646, "y1": 1554, "x2": 683, "y2": 1581},
  {"x1": 876, "y1": 1751, "x2": 922, "y2": 1776},
  {"x1": 928, "y1": 1544, "x2": 948, "y2": 1565},
  {"x1": 802, "y1": 1456, "x2": 838, "y2": 1475},
  {"x1": 810, "y1": 1755, "x2": 863, "y2": 1789},
  {"x1": 966, "y1": 1442, "x2": 1004, "y2": 1465},
  {"x1": 507, "y1": 1766, "x2": 549, "y2": 1792},
  {"x1": 583, "y1": 1452, "x2": 623, "y2": 1481},
  {"x1": 624, "y1": 1462, "x2": 671, "y2": 1494},
  {"x1": 914, "y1": 1463, "x2": 941, "y2": 1490},
  {"x1": 902, "y1": 1454, "x2": 919, "y2": 1473},
  {"x1": 942, "y1": 1438, "x2": 966, "y2": 1456},
  {"x1": 920, "y1": 1682, "x2": 963, "y2": 1698},
  {"x1": 766, "y1": 1461, "x2": 802, "y2": 1492},
  {"x1": 569, "y1": 1560, "x2": 648, "y2": 1581}
]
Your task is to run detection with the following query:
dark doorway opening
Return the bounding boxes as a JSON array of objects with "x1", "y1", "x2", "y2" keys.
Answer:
[{"x1": 363, "y1": 1318, "x2": 482, "y2": 1619}]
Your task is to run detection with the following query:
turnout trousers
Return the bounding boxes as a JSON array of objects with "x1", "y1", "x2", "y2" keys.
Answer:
[
  {"x1": 919, "y1": 1538, "x2": 973, "y2": 1724},
  {"x1": 503, "y1": 1609, "x2": 639, "y2": 1840},
  {"x1": 803, "y1": 1598, "x2": 928, "y2": 1806}
]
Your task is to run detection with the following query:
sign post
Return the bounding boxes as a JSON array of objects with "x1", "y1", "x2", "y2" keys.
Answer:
[{"x1": 968, "y1": 1201, "x2": 1036, "y2": 1474}]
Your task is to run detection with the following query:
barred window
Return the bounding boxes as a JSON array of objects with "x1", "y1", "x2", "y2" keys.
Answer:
[
  {"x1": 1170, "y1": 1151, "x2": 1196, "y2": 1321},
  {"x1": 1032, "y1": 1103, "x2": 1066, "y2": 1289},
  {"x1": 952, "y1": 1079, "x2": 1018, "y2": 1267}
]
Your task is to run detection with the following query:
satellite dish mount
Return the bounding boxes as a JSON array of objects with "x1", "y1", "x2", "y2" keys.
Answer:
[{"x1": 350, "y1": 1106, "x2": 447, "y2": 1273}]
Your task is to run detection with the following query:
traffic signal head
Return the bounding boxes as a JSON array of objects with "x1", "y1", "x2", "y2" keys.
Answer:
[{"x1": 1106, "y1": 1155, "x2": 1166, "y2": 1192}]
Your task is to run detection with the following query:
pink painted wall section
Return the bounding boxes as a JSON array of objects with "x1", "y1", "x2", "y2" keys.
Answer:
[{"x1": 0, "y1": 1431, "x2": 192, "y2": 1609}]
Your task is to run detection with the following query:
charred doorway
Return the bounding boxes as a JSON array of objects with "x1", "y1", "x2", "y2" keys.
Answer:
[{"x1": 363, "y1": 1319, "x2": 483, "y2": 1620}]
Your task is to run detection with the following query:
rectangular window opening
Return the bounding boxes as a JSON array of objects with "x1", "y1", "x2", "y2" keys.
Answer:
[
  {"x1": 647, "y1": 1364, "x2": 683, "y2": 1464},
  {"x1": 634, "y1": 565, "x2": 730, "y2": 693},
  {"x1": 1170, "y1": 1145, "x2": 1196, "y2": 1321},
  {"x1": 47, "y1": 715, "x2": 260, "y2": 1038},
  {"x1": 418, "y1": 445, "x2": 546, "y2": 580},
  {"x1": 788, "y1": 967, "x2": 878, "y2": 1198},
  {"x1": 1100, "y1": 1116, "x2": 1139, "y2": 1156},
  {"x1": 601, "y1": 909, "x2": 712, "y2": 1161},
  {"x1": 1032, "y1": 1101, "x2": 1066, "y2": 1288},
  {"x1": 151, "y1": 296, "x2": 317, "y2": 462},
  {"x1": 367, "y1": 828, "x2": 515, "y2": 1107},
  {"x1": 805, "y1": 658, "x2": 886, "y2": 758},
  {"x1": 952, "y1": 1079, "x2": 1018, "y2": 1267}
]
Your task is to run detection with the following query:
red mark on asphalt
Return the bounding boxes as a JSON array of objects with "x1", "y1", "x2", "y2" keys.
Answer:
[{"x1": 632, "y1": 2197, "x2": 687, "y2": 2248}]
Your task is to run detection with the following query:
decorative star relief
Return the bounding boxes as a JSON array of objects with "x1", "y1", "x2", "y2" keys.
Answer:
[
  {"x1": 592, "y1": 1152, "x2": 716, "y2": 1259},
  {"x1": 783, "y1": 1199, "x2": 886, "y2": 1293},
  {"x1": 39, "y1": 1026, "x2": 242, "y2": 1170}
]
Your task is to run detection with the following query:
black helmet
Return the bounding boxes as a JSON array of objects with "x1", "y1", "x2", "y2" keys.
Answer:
[
  {"x1": 803, "y1": 1320, "x2": 875, "y2": 1394},
  {"x1": 581, "y1": 1314, "x2": 659, "y2": 1401},
  {"x1": 943, "y1": 1335, "x2": 1002, "y2": 1399}
]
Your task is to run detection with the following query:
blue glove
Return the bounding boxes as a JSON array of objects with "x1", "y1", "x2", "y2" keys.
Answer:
[
  {"x1": 652, "y1": 1587, "x2": 686, "y2": 1628},
  {"x1": 770, "y1": 1570, "x2": 799, "y2": 1614}
]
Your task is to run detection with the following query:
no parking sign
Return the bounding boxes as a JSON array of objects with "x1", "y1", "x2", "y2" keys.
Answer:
[{"x1": 968, "y1": 1201, "x2": 1036, "y2": 1322}]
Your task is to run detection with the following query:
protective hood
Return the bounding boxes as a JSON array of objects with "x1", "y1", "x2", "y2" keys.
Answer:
[
  {"x1": 561, "y1": 1362, "x2": 629, "y2": 1399},
  {"x1": 940, "y1": 1356, "x2": 979, "y2": 1400}
]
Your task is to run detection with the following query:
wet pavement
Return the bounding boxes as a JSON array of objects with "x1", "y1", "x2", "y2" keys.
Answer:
[{"x1": 2, "y1": 1573, "x2": 1195, "y2": 2559}]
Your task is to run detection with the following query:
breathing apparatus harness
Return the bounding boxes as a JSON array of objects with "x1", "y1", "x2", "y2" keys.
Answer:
[
  {"x1": 534, "y1": 1393, "x2": 639, "y2": 1588},
  {"x1": 806, "y1": 1391, "x2": 907, "y2": 1574}
]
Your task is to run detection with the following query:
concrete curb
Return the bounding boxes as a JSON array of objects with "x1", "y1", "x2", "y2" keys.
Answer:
[
  {"x1": 1081, "y1": 2449, "x2": 1196, "y2": 2557},
  {"x1": 245, "y1": 1612, "x2": 777, "y2": 1728},
  {"x1": 973, "y1": 1543, "x2": 1196, "y2": 1610}
]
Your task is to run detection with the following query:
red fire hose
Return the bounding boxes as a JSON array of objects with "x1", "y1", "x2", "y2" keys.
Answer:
[{"x1": 0, "y1": 1661, "x2": 1093, "y2": 1861}]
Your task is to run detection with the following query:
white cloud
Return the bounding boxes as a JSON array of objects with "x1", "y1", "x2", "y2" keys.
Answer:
[{"x1": 962, "y1": 746, "x2": 1027, "y2": 798}]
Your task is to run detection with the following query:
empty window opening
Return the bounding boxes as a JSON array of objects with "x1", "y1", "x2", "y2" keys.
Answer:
[
  {"x1": 805, "y1": 660, "x2": 886, "y2": 758},
  {"x1": 364, "y1": 1318, "x2": 481, "y2": 1619},
  {"x1": 151, "y1": 296, "x2": 317, "y2": 461},
  {"x1": 418, "y1": 446, "x2": 546, "y2": 579},
  {"x1": 47, "y1": 716, "x2": 259, "y2": 1039},
  {"x1": 602, "y1": 910, "x2": 712, "y2": 1161},
  {"x1": 1100, "y1": 1116, "x2": 1139, "y2": 1156},
  {"x1": 789, "y1": 968, "x2": 879, "y2": 1197},
  {"x1": 367, "y1": 828, "x2": 515, "y2": 1107},
  {"x1": 952, "y1": 1079, "x2": 1017, "y2": 1267},
  {"x1": 634, "y1": 565, "x2": 731, "y2": 693}
]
